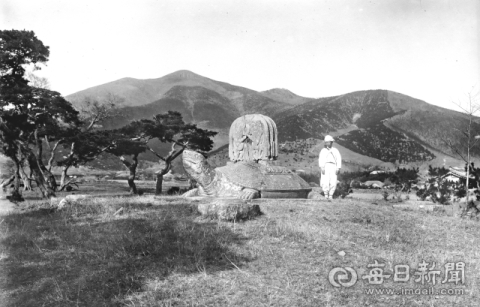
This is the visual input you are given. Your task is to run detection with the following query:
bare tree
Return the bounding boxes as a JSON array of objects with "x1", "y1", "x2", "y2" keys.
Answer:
[
  {"x1": 26, "y1": 71, "x2": 50, "y2": 89},
  {"x1": 48, "y1": 93, "x2": 124, "y2": 190},
  {"x1": 441, "y1": 90, "x2": 480, "y2": 206},
  {"x1": 77, "y1": 93, "x2": 124, "y2": 130}
]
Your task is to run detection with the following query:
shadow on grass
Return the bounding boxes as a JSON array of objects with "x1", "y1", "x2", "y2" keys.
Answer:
[{"x1": 0, "y1": 202, "x2": 250, "y2": 306}]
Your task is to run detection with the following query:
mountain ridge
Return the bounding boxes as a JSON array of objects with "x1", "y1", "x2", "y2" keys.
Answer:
[
  {"x1": 66, "y1": 70, "x2": 475, "y2": 172},
  {"x1": 67, "y1": 70, "x2": 295, "y2": 117},
  {"x1": 260, "y1": 88, "x2": 313, "y2": 105}
]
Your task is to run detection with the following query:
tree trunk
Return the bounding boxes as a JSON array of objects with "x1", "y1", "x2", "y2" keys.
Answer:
[
  {"x1": 10, "y1": 157, "x2": 23, "y2": 201},
  {"x1": 34, "y1": 129, "x2": 57, "y2": 192},
  {"x1": 155, "y1": 174, "x2": 163, "y2": 195},
  {"x1": 46, "y1": 139, "x2": 63, "y2": 172},
  {"x1": 465, "y1": 112, "x2": 473, "y2": 211},
  {"x1": 128, "y1": 171, "x2": 138, "y2": 195},
  {"x1": 151, "y1": 144, "x2": 185, "y2": 196},
  {"x1": 120, "y1": 154, "x2": 139, "y2": 195},
  {"x1": 466, "y1": 162, "x2": 470, "y2": 206},
  {"x1": 4, "y1": 148, "x2": 25, "y2": 201},
  {"x1": 60, "y1": 165, "x2": 70, "y2": 189},
  {"x1": 19, "y1": 165, "x2": 32, "y2": 191},
  {"x1": 155, "y1": 162, "x2": 172, "y2": 195},
  {"x1": 28, "y1": 153, "x2": 55, "y2": 198},
  {"x1": 40, "y1": 161, "x2": 57, "y2": 192},
  {"x1": 61, "y1": 143, "x2": 76, "y2": 188}
]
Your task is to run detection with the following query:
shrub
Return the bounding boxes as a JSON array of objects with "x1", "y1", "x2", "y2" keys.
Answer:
[
  {"x1": 334, "y1": 181, "x2": 352, "y2": 199},
  {"x1": 297, "y1": 172, "x2": 320, "y2": 185},
  {"x1": 383, "y1": 190, "x2": 389, "y2": 201},
  {"x1": 416, "y1": 179, "x2": 454, "y2": 205}
]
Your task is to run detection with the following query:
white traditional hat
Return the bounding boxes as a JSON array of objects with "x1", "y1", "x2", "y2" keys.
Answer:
[{"x1": 324, "y1": 135, "x2": 334, "y2": 142}]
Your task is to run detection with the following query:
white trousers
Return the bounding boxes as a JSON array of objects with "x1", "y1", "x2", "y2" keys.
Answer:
[{"x1": 320, "y1": 163, "x2": 337, "y2": 198}]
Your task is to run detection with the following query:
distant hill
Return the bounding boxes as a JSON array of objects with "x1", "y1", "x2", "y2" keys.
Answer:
[
  {"x1": 67, "y1": 70, "x2": 227, "y2": 107},
  {"x1": 67, "y1": 70, "x2": 293, "y2": 116},
  {"x1": 274, "y1": 89, "x2": 478, "y2": 166},
  {"x1": 101, "y1": 86, "x2": 239, "y2": 131},
  {"x1": 65, "y1": 71, "x2": 474, "y2": 174},
  {"x1": 68, "y1": 70, "x2": 296, "y2": 149},
  {"x1": 260, "y1": 88, "x2": 313, "y2": 105},
  {"x1": 207, "y1": 138, "x2": 388, "y2": 173}
]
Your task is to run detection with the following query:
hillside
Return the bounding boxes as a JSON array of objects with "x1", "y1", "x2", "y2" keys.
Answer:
[
  {"x1": 101, "y1": 87, "x2": 239, "y2": 132},
  {"x1": 385, "y1": 91, "x2": 480, "y2": 156},
  {"x1": 208, "y1": 138, "x2": 389, "y2": 173},
  {"x1": 273, "y1": 89, "x2": 475, "y2": 167},
  {"x1": 260, "y1": 88, "x2": 313, "y2": 105},
  {"x1": 67, "y1": 70, "x2": 294, "y2": 116},
  {"x1": 68, "y1": 70, "x2": 297, "y2": 152},
  {"x1": 64, "y1": 71, "x2": 474, "y2": 174},
  {"x1": 67, "y1": 70, "x2": 230, "y2": 107}
]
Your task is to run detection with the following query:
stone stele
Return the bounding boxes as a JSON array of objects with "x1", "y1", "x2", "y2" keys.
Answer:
[
  {"x1": 183, "y1": 114, "x2": 312, "y2": 200},
  {"x1": 229, "y1": 114, "x2": 278, "y2": 163}
]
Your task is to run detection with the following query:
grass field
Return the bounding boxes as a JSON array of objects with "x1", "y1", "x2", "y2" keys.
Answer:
[
  {"x1": 5, "y1": 179, "x2": 189, "y2": 202},
  {"x1": 1, "y1": 195, "x2": 479, "y2": 306}
]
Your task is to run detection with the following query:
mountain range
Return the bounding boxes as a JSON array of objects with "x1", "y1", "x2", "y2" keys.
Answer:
[{"x1": 66, "y1": 70, "x2": 476, "y2": 173}]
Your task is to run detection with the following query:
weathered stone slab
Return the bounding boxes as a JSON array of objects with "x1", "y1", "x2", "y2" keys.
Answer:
[{"x1": 197, "y1": 198, "x2": 261, "y2": 221}]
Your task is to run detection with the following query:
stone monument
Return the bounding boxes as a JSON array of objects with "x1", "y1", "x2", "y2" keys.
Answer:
[
  {"x1": 183, "y1": 114, "x2": 312, "y2": 200},
  {"x1": 229, "y1": 114, "x2": 278, "y2": 163}
]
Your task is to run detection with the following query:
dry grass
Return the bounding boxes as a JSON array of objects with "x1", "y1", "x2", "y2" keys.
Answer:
[
  {"x1": 1, "y1": 196, "x2": 479, "y2": 306},
  {"x1": 15, "y1": 181, "x2": 157, "y2": 202}
]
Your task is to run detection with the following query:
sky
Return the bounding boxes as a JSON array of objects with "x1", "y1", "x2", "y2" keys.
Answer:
[{"x1": 1, "y1": 0, "x2": 479, "y2": 110}]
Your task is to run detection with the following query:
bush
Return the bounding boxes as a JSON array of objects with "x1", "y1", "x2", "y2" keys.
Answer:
[
  {"x1": 334, "y1": 181, "x2": 352, "y2": 199},
  {"x1": 351, "y1": 180, "x2": 362, "y2": 188},
  {"x1": 428, "y1": 165, "x2": 449, "y2": 177},
  {"x1": 416, "y1": 179, "x2": 453, "y2": 204},
  {"x1": 383, "y1": 190, "x2": 389, "y2": 201},
  {"x1": 383, "y1": 178, "x2": 393, "y2": 187},
  {"x1": 339, "y1": 168, "x2": 419, "y2": 190},
  {"x1": 297, "y1": 172, "x2": 320, "y2": 185}
]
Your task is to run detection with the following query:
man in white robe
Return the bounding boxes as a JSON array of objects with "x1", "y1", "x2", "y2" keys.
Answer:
[{"x1": 318, "y1": 135, "x2": 342, "y2": 201}]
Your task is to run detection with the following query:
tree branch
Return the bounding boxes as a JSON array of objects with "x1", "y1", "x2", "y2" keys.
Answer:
[
  {"x1": 119, "y1": 156, "x2": 132, "y2": 169},
  {"x1": 167, "y1": 147, "x2": 185, "y2": 163},
  {"x1": 146, "y1": 145, "x2": 166, "y2": 162},
  {"x1": 85, "y1": 114, "x2": 100, "y2": 131},
  {"x1": 46, "y1": 139, "x2": 64, "y2": 171}
]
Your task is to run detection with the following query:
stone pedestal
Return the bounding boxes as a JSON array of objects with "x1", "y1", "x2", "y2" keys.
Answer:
[{"x1": 197, "y1": 198, "x2": 261, "y2": 221}]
